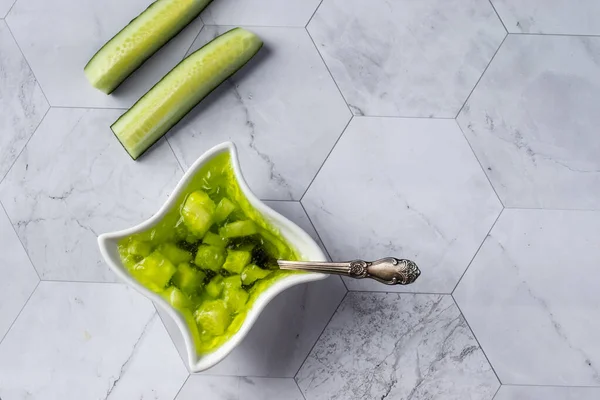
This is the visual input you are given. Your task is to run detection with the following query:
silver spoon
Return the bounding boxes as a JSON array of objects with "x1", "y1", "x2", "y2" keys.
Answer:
[{"x1": 277, "y1": 258, "x2": 421, "y2": 285}]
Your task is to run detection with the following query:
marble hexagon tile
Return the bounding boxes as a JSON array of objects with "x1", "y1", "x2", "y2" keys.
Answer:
[
  {"x1": 296, "y1": 293, "x2": 499, "y2": 400},
  {"x1": 307, "y1": 0, "x2": 506, "y2": 117},
  {"x1": 494, "y1": 386, "x2": 600, "y2": 400},
  {"x1": 166, "y1": 26, "x2": 352, "y2": 201},
  {"x1": 201, "y1": 0, "x2": 321, "y2": 27},
  {"x1": 176, "y1": 376, "x2": 304, "y2": 400},
  {"x1": 0, "y1": 206, "x2": 39, "y2": 341},
  {"x1": 0, "y1": 282, "x2": 188, "y2": 399},
  {"x1": 0, "y1": 108, "x2": 182, "y2": 282},
  {"x1": 6, "y1": 0, "x2": 203, "y2": 108},
  {"x1": 491, "y1": 0, "x2": 600, "y2": 35},
  {"x1": 454, "y1": 209, "x2": 600, "y2": 386},
  {"x1": 457, "y1": 35, "x2": 600, "y2": 210},
  {"x1": 302, "y1": 117, "x2": 502, "y2": 293},
  {"x1": 157, "y1": 201, "x2": 346, "y2": 377},
  {"x1": 0, "y1": 20, "x2": 49, "y2": 180}
]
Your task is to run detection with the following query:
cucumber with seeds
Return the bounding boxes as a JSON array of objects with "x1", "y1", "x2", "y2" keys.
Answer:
[
  {"x1": 112, "y1": 28, "x2": 263, "y2": 159},
  {"x1": 85, "y1": 0, "x2": 212, "y2": 94}
]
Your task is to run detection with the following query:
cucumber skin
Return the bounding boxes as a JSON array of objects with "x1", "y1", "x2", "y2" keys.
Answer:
[
  {"x1": 84, "y1": 0, "x2": 211, "y2": 94},
  {"x1": 112, "y1": 28, "x2": 263, "y2": 160}
]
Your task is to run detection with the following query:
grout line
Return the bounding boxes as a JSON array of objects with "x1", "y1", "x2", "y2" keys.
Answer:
[
  {"x1": 51, "y1": 105, "x2": 128, "y2": 111},
  {"x1": 487, "y1": 0, "x2": 508, "y2": 34},
  {"x1": 451, "y1": 208, "x2": 504, "y2": 294},
  {"x1": 451, "y1": 294, "x2": 503, "y2": 386},
  {"x1": 0, "y1": 280, "x2": 40, "y2": 346},
  {"x1": 261, "y1": 198, "x2": 298, "y2": 203},
  {"x1": 350, "y1": 289, "x2": 452, "y2": 296},
  {"x1": 502, "y1": 383, "x2": 600, "y2": 389},
  {"x1": 182, "y1": 23, "x2": 205, "y2": 58},
  {"x1": 204, "y1": 24, "x2": 310, "y2": 29},
  {"x1": 504, "y1": 206, "x2": 600, "y2": 212},
  {"x1": 172, "y1": 374, "x2": 191, "y2": 400},
  {"x1": 453, "y1": 120, "x2": 505, "y2": 208},
  {"x1": 165, "y1": 137, "x2": 186, "y2": 174},
  {"x1": 510, "y1": 32, "x2": 600, "y2": 38},
  {"x1": 4, "y1": 20, "x2": 51, "y2": 106},
  {"x1": 36, "y1": 279, "x2": 125, "y2": 285},
  {"x1": 354, "y1": 114, "x2": 456, "y2": 119},
  {"x1": 293, "y1": 291, "x2": 348, "y2": 379},
  {"x1": 454, "y1": 33, "x2": 507, "y2": 119},
  {"x1": 0, "y1": 200, "x2": 42, "y2": 281},
  {"x1": 299, "y1": 116, "x2": 353, "y2": 202},
  {"x1": 3, "y1": 0, "x2": 17, "y2": 21},
  {"x1": 305, "y1": 0, "x2": 324, "y2": 28},
  {"x1": 305, "y1": 26, "x2": 354, "y2": 117},
  {"x1": 491, "y1": 384, "x2": 502, "y2": 400},
  {"x1": 298, "y1": 201, "x2": 349, "y2": 291},
  {"x1": 295, "y1": 377, "x2": 308, "y2": 400},
  {"x1": 0, "y1": 105, "x2": 50, "y2": 187}
]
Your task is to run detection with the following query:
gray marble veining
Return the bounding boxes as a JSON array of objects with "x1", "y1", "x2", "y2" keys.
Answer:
[
  {"x1": 303, "y1": 117, "x2": 502, "y2": 293},
  {"x1": 307, "y1": 0, "x2": 506, "y2": 117},
  {"x1": 458, "y1": 35, "x2": 600, "y2": 210},
  {"x1": 455, "y1": 209, "x2": 600, "y2": 386},
  {"x1": 167, "y1": 26, "x2": 351, "y2": 200},
  {"x1": 177, "y1": 376, "x2": 304, "y2": 400},
  {"x1": 491, "y1": 0, "x2": 600, "y2": 35},
  {"x1": 0, "y1": 20, "x2": 48, "y2": 180},
  {"x1": 296, "y1": 292, "x2": 499, "y2": 400},
  {"x1": 0, "y1": 108, "x2": 182, "y2": 282}
]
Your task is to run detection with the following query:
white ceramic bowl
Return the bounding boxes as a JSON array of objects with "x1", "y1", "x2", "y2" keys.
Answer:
[{"x1": 98, "y1": 142, "x2": 327, "y2": 372}]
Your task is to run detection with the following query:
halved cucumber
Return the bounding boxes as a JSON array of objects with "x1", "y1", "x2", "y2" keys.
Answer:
[
  {"x1": 84, "y1": 0, "x2": 211, "y2": 94},
  {"x1": 112, "y1": 28, "x2": 263, "y2": 160}
]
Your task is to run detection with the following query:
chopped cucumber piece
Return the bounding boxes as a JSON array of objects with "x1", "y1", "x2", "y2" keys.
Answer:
[
  {"x1": 84, "y1": 0, "x2": 212, "y2": 94},
  {"x1": 172, "y1": 262, "x2": 205, "y2": 295},
  {"x1": 202, "y1": 232, "x2": 228, "y2": 248},
  {"x1": 162, "y1": 286, "x2": 191, "y2": 309},
  {"x1": 111, "y1": 28, "x2": 263, "y2": 159},
  {"x1": 260, "y1": 229, "x2": 293, "y2": 260},
  {"x1": 241, "y1": 264, "x2": 272, "y2": 286},
  {"x1": 131, "y1": 251, "x2": 177, "y2": 292},
  {"x1": 195, "y1": 300, "x2": 231, "y2": 336},
  {"x1": 205, "y1": 275, "x2": 224, "y2": 298},
  {"x1": 222, "y1": 250, "x2": 252, "y2": 274},
  {"x1": 181, "y1": 191, "x2": 215, "y2": 236},
  {"x1": 195, "y1": 245, "x2": 226, "y2": 271},
  {"x1": 224, "y1": 286, "x2": 248, "y2": 312},
  {"x1": 127, "y1": 239, "x2": 152, "y2": 257},
  {"x1": 214, "y1": 198, "x2": 236, "y2": 223},
  {"x1": 157, "y1": 242, "x2": 192, "y2": 265},
  {"x1": 219, "y1": 220, "x2": 258, "y2": 238}
]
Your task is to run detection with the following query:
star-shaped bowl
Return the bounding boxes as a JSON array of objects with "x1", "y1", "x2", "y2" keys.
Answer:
[{"x1": 98, "y1": 142, "x2": 327, "y2": 372}]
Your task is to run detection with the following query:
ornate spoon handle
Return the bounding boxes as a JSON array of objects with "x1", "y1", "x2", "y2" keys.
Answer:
[{"x1": 277, "y1": 258, "x2": 421, "y2": 285}]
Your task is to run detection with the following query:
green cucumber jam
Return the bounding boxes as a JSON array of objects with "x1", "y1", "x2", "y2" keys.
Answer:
[{"x1": 118, "y1": 152, "x2": 300, "y2": 354}]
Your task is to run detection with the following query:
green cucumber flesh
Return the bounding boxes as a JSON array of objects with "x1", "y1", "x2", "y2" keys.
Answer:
[
  {"x1": 84, "y1": 0, "x2": 211, "y2": 94},
  {"x1": 111, "y1": 28, "x2": 263, "y2": 160}
]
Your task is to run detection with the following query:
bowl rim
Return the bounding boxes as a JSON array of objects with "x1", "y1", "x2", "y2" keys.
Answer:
[{"x1": 98, "y1": 141, "x2": 327, "y2": 372}]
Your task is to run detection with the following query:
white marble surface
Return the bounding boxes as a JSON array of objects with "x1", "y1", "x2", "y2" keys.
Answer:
[
  {"x1": 495, "y1": 386, "x2": 600, "y2": 400},
  {"x1": 167, "y1": 26, "x2": 351, "y2": 200},
  {"x1": 307, "y1": 0, "x2": 506, "y2": 117},
  {"x1": 458, "y1": 35, "x2": 600, "y2": 210},
  {"x1": 177, "y1": 376, "x2": 304, "y2": 400},
  {"x1": 303, "y1": 117, "x2": 502, "y2": 293},
  {"x1": 296, "y1": 293, "x2": 499, "y2": 400},
  {"x1": 0, "y1": 205, "x2": 38, "y2": 341},
  {"x1": 5, "y1": 0, "x2": 203, "y2": 108},
  {"x1": 0, "y1": 108, "x2": 182, "y2": 282},
  {"x1": 0, "y1": 0, "x2": 598, "y2": 397},
  {"x1": 158, "y1": 201, "x2": 346, "y2": 377},
  {"x1": 0, "y1": 20, "x2": 48, "y2": 180},
  {"x1": 0, "y1": 282, "x2": 188, "y2": 400},
  {"x1": 202, "y1": 0, "x2": 321, "y2": 27},
  {"x1": 491, "y1": 0, "x2": 600, "y2": 35},
  {"x1": 454, "y1": 209, "x2": 600, "y2": 386}
]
